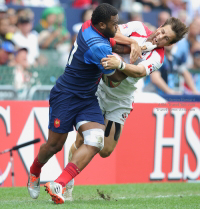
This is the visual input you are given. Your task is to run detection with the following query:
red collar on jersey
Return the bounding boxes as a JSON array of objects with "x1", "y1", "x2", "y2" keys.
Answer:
[{"x1": 91, "y1": 23, "x2": 106, "y2": 38}]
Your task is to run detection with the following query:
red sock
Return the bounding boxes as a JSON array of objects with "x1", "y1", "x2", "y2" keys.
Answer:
[
  {"x1": 55, "y1": 163, "x2": 80, "y2": 187},
  {"x1": 30, "y1": 155, "x2": 45, "y2": 177}
]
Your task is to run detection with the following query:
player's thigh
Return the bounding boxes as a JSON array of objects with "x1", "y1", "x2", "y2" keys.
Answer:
[
  {"x1": 75, "y1": 97, "x2": 105, "y2": 134},
  {"x1": 100, "y1": 118, "x2": 124, "y2": 157},
  {"x1": 48, "y1": 90, "x2": 75, "y2": 134}
]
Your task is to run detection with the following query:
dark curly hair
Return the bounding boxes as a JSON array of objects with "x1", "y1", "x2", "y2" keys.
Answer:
[{"x1": 91, "y1": 3, "x2": 118, "y2": 25}]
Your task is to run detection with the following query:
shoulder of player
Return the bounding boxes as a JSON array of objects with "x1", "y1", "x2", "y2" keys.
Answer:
[
  {"x1": 88, "y1": 37, "x2": 111, "y2": 51},
  {"x1": 154, "y1": 47, "x2": 165, "y2": 62},
  {"x1": 121, "y1": 21, "x2": 152, "y2": 37}
]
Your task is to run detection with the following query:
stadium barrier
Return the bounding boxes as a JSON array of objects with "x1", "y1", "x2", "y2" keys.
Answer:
[{"x1": 0, "y1": 101, "x2": 199, "y2": 187}]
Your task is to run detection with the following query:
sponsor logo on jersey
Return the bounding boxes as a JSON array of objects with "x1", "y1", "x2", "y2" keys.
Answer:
[
  {"x1": 148, "y1": 64, "x2": 153, "y2": 74},
  {"x1": 122, "y1": 24, "x2": 128, "y2": 29},
  {"x1": 54, "y1": 118, "x2": 60, "y2": 128}
]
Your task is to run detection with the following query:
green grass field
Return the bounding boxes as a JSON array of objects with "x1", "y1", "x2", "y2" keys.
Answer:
[{"x1": 0, "y1": 183, "x2": 200, "y2": 209}]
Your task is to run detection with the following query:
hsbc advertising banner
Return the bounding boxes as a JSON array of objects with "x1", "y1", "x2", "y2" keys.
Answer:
[{"x1": 0, "y1": 101, "x2": 199, "y2": 187}]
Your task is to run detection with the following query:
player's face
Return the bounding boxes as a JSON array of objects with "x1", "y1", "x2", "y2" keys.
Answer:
[
  {"x1": 104, "y1": 15, "x2": 119, "y2": 38},
  {"x1": 152, "y1": 25, "x2": 176, "y2": 47}
]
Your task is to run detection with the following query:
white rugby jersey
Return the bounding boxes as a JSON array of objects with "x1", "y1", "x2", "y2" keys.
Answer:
[{"x1": 98, "y1": 21, "x2": 165, "y2": 106}]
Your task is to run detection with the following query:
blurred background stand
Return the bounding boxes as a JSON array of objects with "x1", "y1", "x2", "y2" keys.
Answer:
[{"x1": 0, "y1": 138, "x2": 40, "y2": 186}]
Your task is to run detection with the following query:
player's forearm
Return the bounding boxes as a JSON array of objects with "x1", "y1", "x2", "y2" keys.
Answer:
[
  {"x1": 114, "y1": 29, "x2": 138, "y2": 45},
  {"x1": 112, "y1": 44, "x2": 131, "y2": 54},
  {"x1": 108, "y1": 69, "x2": 127, "y2": 82},
  {"x1": 122, "y1": 64, "x2": 146, "y2": 78},
  {"x1": 151, "y1": 72, "x2": 175, "y2": 94},
  {"x1": 183, "y1": 70, "x2": 199, "y2": 94}
]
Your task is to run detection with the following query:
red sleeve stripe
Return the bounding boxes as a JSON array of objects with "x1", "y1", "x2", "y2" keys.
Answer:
[
  {"x1": 155, "y1": 47, "x2": 165, "y2": 63},
  {"x1": 110, "y1": 38, "x2": 116, "y2": 47},
  {"x1": 142, "y1": 23, "x2": 152, "y2": 36},
  {"x1": 146, "y1": 51, "x2": 153, "y2": 60},
  {"x1": 146, "y1": 47, "x2": 165, "y2": 64}
]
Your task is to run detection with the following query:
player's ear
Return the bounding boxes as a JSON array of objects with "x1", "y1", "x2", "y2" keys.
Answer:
[{"x1": 99, "y1": 22, "x2": 106, "y2": 30}]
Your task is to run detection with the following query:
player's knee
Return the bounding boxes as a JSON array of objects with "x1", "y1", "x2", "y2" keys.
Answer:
[
  {"x1": 99, "y1": 148, "x2": 113, "y2": 158},
  {"x1": 83, "y1": 128, "x2": 104, "y2": 151},
  {"x1": 86, "y1": 144, "x2": 100, "y2": 156},
  {"x1": 46, "y1": 142, "x2": 63, "y2": 154}
]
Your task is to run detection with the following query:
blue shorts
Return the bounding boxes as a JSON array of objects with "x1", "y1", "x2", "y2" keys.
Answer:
[{"x1": 48, "y1": 87, "x2": 104, "y2": 133}]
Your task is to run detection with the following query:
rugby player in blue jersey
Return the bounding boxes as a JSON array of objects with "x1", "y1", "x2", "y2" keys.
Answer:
[{"x1": 27, "y1": 3, "x2": 142, "y2": 204}]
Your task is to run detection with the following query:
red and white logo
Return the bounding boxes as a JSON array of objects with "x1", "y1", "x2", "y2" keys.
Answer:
[
  {"x1": 148, "y1": 64, "x2": 153, "y2": 74},
  {"x1": 54, "y1": 118, "x2": 60, "y2": 128},
  {"x1": 122, "y1": 24, "x2": 128, "y2": 29}
]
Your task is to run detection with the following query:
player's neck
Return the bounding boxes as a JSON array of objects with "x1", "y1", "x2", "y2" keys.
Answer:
[{"x1": 93, "y1": 24, "x2": 106, "y2": 38}]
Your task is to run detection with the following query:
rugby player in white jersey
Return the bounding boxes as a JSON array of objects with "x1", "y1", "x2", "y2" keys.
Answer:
[{"x1": 63, "y1": 17, "x2": 188, "y2": 201}]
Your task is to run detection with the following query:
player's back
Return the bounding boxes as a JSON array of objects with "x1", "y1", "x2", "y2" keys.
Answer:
[{"x1": 54, "y1": 20, "x2": 114, "y2": 99}]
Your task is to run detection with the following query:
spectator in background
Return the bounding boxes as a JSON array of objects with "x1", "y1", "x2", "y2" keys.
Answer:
[
  {"x1": 71, "y1": 8, "x2": 93, "y2": 45},
  {"x1": 0, "y1": 4, "x2": 7, "y2": 19},
  {"x1": 128, "y1": 2, "x2": 143, "y2": 22},
  {"x1": 167, "y1": 0, "x2": 184, "y2": 18},
  {"x1": 177, "y1": 9, "x2": 189, "y2": 25},
  {"x1": 150, "y1": 43, "x2": 199, "y2": 95},
  {"x1": 135, "y1": 0, "x2": 161, "y2": 12},
  {"x1": 0, "y1": 41, "x2": 15, "y2": 65},
  {"x1": 157, "y1": 10, "x2": 171, "y2": 27},
  {"x1": 149, "y1": 9, "x2": 199, "y2": 95},
  {"x1": 155, "y1": 0, "x2": 171, "y2": 14},
  {"x1": 12, "y1": 9, "x2": 40, "y2": 66},
  {"x1": 10, "y1": 47, "x2": 31, "y2": 98},
  {"x1": 187, "y1": 20, "x2": 199, "y2": 47},
  {"x1": 191, "y1": 43, "x2": 200, "y2": 71},
  {"x1": 7, "y1": 8, "x2": 18, "y2": 33},
  {"x1": 10, "y1": 0, "x2": 60, "y2": 7},
  {"x1": 193, "y1": 16, "x2": 200, "y2": 42},
  {"x1": 35, "y1": 7, "x2": 70, "y2": 49},
  {"x1": 16, "y1": 8, "x2": 26, "y2": 19},
  {"x1": 0, "y1": 17, "x2": 10, "y2": 42}
]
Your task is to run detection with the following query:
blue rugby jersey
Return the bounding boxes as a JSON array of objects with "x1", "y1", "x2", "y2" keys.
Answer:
[{"x1": 56, "y1": 20, "x2": 115, "y2": 98}]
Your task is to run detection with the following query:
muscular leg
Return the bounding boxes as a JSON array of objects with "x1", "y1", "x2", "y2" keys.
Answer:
[
  {"x1": 70, "y1": 122, "x2": 104, "y2": 170},
  {"x1": 28, "y1": 130, "x2": 68, "y2": 199},
  {"x1": 69, "y1": 119, "x2": 124, "y2": 159},
  {"x1": 30, "y1": 130, "x2": 68, "y2": 176},
  {"x1": 38, "y1": 130, "x2": 68, "y2": 163},
  {"x1": 99, "y1": 119, "x2": 123, "y2": 158},
  {"x1": 68, "y1": 134, "x2": 84, "y2": 162},
  {"x1": 54, "y1": 122, "x2": 104, "y2": 187}
]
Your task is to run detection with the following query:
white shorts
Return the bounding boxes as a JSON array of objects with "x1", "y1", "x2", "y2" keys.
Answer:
[{"x1": 96, "y1": 87, "x2": 133, "y2": 125}]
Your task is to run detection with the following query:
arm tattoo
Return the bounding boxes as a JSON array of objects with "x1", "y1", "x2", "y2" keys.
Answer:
[
  {"x1": 112, "y1": 44, "x2": 131, "y2": 54},
  {"x1": 112, "y1": 44, "x2": 125, "y2": 54}
]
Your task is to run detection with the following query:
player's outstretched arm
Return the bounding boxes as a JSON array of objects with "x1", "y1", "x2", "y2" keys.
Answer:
[
  {"x1": 107, "y1": 68, "x2": 128, "y2": 82},
  {"x1": 102, "y1": 55, "x2": 146, "y2": 78},
  {"x1": 114, "y1": 27, "x2": 142, "y2": 63}
]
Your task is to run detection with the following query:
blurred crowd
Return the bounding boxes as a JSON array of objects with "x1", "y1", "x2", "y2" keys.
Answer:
[{"x1": 0, "y1": 0, "x2": 200, "y2": 99}]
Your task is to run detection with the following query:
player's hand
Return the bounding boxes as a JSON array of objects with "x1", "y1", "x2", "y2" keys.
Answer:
[
  {"x1": 168, "y1": 89, "x2": 182, "y2": 95},
  {"x1": 130, "y1": 42, "x2": 142, "y2": 64},
  {"x1": 101, "y1": 55, "x2": 120, "y2": 69},
  {"x1": 141, "y1": 42, "x2": 157, "y2": 52}
]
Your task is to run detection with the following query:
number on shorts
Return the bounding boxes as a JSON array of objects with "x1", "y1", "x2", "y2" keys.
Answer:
[{"x1": 68, "y1": 40, "x2": 78, "y2": 65}]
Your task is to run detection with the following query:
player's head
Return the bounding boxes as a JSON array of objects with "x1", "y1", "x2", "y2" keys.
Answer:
[
  {"x1": 152, "y1": 17, "x2": 189, "y2": 47},
  {"x1": 91, "y1": 3, "x2": 118, "y2": 38}
]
